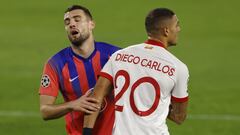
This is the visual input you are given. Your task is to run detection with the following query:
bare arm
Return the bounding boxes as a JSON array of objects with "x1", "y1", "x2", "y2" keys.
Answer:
[
  {"x1": 40, "y1": 91, "x2": 100, "y2": 120},
  {"x1": 167, "y1": 100, "x2": 188, "y2": 125},
  {"x1": 83, "y1": 76, "x2": 113, "y2": 128}
]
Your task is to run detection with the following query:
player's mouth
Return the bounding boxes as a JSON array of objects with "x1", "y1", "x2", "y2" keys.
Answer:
[{"x1": 71, "y1": 30, "x2": 79, "y2": 36}]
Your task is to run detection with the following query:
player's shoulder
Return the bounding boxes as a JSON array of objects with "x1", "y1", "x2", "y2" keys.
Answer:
[
  {"x1": 111, "y1": 42, "x2": 157, "y2": 58},
  {"x1": 47, "y1": 47, "x2": 71, "y2": 67},
  {"x1": 171, "y1": 54, "x2": 187, "y2": 68},
  {"x1": 49, "y1": 47, "x2": 70, "y2": 61},
  {"x1": 115, "y1": 43, "x2": 143, "y2": 53},
  {"x1": 141, "y1": 43, "x2": 188, "y2": 73},
  {"x1": 167, "y1": 53, "x2": 189, "y2": 75},
  {"x1": 95, "y1": 41, "x2": 116, "y2": 47},
  {"x1": 95, "y1": 41, "x2": 121, "y2": 53},
  {"x1": 158, "y1": 49, "x2": 185, "y2": 66}
]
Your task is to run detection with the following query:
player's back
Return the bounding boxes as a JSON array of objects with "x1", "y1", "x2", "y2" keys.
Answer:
[{"x1": 108, "y1": 42, "x2": 185, "y2": 135}]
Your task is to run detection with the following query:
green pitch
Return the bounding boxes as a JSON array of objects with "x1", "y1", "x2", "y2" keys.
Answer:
[{"x1": 0, "y1": 0, "x2": 239, "y2": 134}]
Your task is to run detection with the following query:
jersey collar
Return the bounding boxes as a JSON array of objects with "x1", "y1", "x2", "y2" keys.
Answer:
[
  {"x1": 145, "y1": 39, "x2": 166, "y2": 49},
  {"x1": 69, "y1": 43, "x2": 97, "y2": 61}
]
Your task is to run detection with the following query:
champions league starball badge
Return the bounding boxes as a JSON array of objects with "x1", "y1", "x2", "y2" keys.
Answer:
[{"x1": 41, "y1": 74, "x2": 50, "y2": 88}]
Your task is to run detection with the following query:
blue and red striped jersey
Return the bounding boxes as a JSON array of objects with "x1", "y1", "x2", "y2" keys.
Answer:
[{"x1": 39, "y1": 42, "x2": 120, "y2": 135}]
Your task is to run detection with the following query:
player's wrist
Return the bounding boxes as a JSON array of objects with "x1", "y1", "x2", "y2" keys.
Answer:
[
  {"x1": 83, "y1": 128, "x2": 93, "y2": 135},
  {"x1": 66, "y1": 101, "x2": 75, "y2": 111}
]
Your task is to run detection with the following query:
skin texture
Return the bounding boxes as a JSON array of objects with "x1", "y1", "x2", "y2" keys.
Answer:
[
  {"x1": 168, "y1": 100, "x2": 188, "y2": 125},
  {"x1": 40, "y1": 91, "x2": 100, "y2": 120},
  {"x1": 39, "y1": 9, "x2": 100, "y2": 121},
  {"x1": 83, "y1": 77, "x2": 113, "y2": 127},
  {"x1": 165, "y1": 15, "x2": 181, "y2": 46},
  {"x1": 150, "y1": 15, "x2": 181, "y2": 48},
  {"x1": 64, "y1": 9, "x2": 96, "y2": 58}
]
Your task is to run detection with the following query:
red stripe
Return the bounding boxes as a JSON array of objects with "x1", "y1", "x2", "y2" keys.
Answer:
[
  {"x1": 171, "y1": 96, "x2": 188, "y2": 102},
  {"x1": 64, "y1": 114, "x2": 72, "y2": 134},
  {"x1": 39, "y1": 63, "x2": 59, "y2": 97},
  {"x1": 92, "y1": 51, "x2": 101, "y2": 81},
  {"x1": 99, "y1": 72, "x2": 113, "y2": 83},
  {"x1": 145, "y1": 39, "x2": 166, "y2": 49},
  {"x1": 64, "y1": 112, "x2": 84, "y2": 134},
  {"x1": 62, "y1": 64, "x2": 77, "y2": 100},
  {"x1": 74, "y1": 57, "x2": 89, "y2": 94},
  {"x1": 115, "y1": 105, "x2": 123, "y2": 112}
]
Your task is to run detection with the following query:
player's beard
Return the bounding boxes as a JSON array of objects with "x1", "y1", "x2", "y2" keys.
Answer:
[
  {"x1": 68, "y1": 32, "x2": 90, "y2": 47},
  {"x1": 168, "y1": 36, "x2": 178, "y2": 46},
  {"x1": 168, "y1": 42, "x2": 177, "y2": 47}
]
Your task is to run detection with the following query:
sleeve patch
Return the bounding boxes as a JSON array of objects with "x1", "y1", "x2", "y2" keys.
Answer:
[{"x1": 41, "y1": 74, "x2": 51, "y2": 88}]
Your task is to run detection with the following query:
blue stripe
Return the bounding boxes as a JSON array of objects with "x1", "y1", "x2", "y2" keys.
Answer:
[
  {"x1": 95, "y1": 42, "x2": 120, "y2": 68},
  {"x1": 100, "y1": 53, "x2": 107, "y2": 69},
  {"x1": 67, "y1": 56, "x2": 82, "y2": 97},
  {"x1": 84, "y1": 61, "x2": 96, "y2": 89}
]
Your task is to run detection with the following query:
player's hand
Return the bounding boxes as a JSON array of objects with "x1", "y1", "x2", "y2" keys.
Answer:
[{"x1": 69, "y1": 90, "x2": 100, "y2": 114}]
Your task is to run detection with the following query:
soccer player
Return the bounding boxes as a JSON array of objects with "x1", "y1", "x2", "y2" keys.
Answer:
[
  {"x1": 39, "y1": 5, "x2": 120, "y2": 135},
  {"x1": 83, "y1": 8, "x2": 189, "y2": 135}
]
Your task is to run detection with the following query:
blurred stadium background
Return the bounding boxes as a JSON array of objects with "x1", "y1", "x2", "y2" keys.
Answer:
[{"x1": 0, "y1": 0, "x2": 239, "y2": 134}]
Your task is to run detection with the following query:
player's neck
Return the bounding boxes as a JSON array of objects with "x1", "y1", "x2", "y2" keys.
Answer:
[
  {"x1": 148, "y1": 37, "x2": 168, "y2": 48},
  {"x1": 71, "y1": 35, "x2": 95, "y2": 58}
]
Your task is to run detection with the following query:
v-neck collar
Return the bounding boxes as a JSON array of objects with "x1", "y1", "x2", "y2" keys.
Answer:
[{"x1": 69, "y1": 43, "x2": 97, "y2": 61}]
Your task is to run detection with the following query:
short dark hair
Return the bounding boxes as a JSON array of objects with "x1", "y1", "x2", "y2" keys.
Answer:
[
  {"x1": 145, "y1": 8, "x2": 175, "y2": 37},
  {"x1": 65, "y1": 5, "x2": 93, "y2": 20}
]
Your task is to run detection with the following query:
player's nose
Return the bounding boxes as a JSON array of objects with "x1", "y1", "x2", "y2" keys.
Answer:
[
  {"x1": 69, "y1": 20, "x2": 76, "y2": 29},
  {"x1": 178, "y1": 26, "x2": 181, "y2": 32}
]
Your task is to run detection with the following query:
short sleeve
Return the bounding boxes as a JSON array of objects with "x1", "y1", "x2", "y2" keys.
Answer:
[
  {"x1": 98, "y1": 55, "x2": 114, "y2": 83},
  {"x1": 171, "y1": 64, "x2": 189, "y2": 102},
  {"x1": 39, "y1": 62, "x2": 59, "y2": 97}
]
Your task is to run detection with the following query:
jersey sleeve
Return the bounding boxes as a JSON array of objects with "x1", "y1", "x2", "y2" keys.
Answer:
[
  {"x1": 171, "y1": 64, "x2": 189, "y2": 102},
  {"x1": 98, "y1": 55, "x2": 114, "y2": 83},
  {"x1": 39, "y1": 62, "x2": 59, "y2": 97}
]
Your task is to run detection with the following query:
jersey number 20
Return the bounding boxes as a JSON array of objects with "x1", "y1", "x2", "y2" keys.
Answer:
[{"x1": 114, "y1": 70, "x2": 160, "y2": 117}]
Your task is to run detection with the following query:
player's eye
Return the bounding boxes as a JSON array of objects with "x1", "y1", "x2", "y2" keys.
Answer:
[
  {"x1": 75, "y1": 17, "x2": 81, "y2": 22},
  {"x1": 64, "y1": 19, "x2": 70, "y2": 25}
]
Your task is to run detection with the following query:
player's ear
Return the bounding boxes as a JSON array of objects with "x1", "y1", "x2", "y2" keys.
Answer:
[
  {"x1": 89, "y1": 20, "x2": 95, "y2": 30},
  {"x1": 163, "y1": 27, "x2": 169, "y2": 37}
]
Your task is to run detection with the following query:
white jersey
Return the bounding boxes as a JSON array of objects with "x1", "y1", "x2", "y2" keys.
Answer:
[{"x1": 99, "y1": 40, "x2": 189, "y2": 135}]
